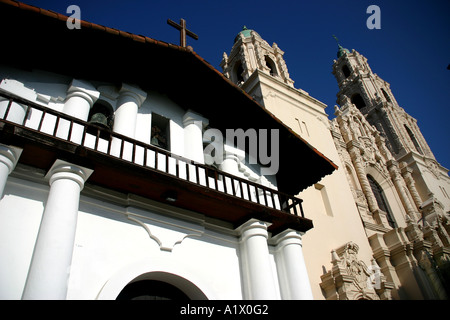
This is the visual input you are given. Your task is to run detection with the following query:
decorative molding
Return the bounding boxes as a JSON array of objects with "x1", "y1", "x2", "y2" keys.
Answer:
[{"x1": 126, "y1": 206, "x2": 204, "y2": 252}]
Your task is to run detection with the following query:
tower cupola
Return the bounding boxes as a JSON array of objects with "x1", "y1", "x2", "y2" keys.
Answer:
[
  {"x1": 233, "y1": 26, "x2": 259, "y2": 43},
  {"x1": 221, "y1": 26, "x2": 294, "y2": 87},
  {"x1": 333, "y1": 35, "x2": 350, "y2": 58},
  {"x1": 332, "y1": 42, "x2": 434, "y2": 159},
  {"x1": 337, "y1": 44, "x2": 351, "y2": 58}
]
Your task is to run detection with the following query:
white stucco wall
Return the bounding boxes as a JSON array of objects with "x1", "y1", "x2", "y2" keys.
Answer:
[
  {"x1": 68, "y1": 193, "x2": 245, "y2": 300},
  {"x1": 0, "y1": 175, "x2": 46, "y2": 299},
  {"x1": 0, "y1": 171, "x2": 247, "y2": 299}
]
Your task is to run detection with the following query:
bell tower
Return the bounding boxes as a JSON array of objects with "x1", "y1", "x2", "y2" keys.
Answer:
[
  {"x1": 332, "y1": 40, "x2": 433, "y2": 159},
  {"x1": 332, "y1": 39, "x2": 450, "y2": 219},
  {"x1": 220, "y1": 26, "x2": 294, "y2": 87}
]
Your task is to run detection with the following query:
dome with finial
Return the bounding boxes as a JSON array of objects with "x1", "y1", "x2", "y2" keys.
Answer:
[
  {"x1": 337, "y1": 44, "x2": 350, "y2": 58},
  {"x1": 333, "y1": 35, "x2": 350, "y2": 58},
  {"x1": 234, "y1": 26, "x2": 260, "y2": 43}
]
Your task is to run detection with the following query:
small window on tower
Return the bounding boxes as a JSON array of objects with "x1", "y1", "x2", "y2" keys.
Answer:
[
  {"x1": 151, "y1": 113, "x2": 170, "y2": 150},
  {"x1": 404, "y1": 125, "x2": 423, "y2": 155},
  {"x1": 351, "y1": 93, "x2": 366, "y2": 110},
  {"x1": 342, "y1": 65, "x2": 351, "y2": 78},
  {"x1": 381, "y1": 89, "x2": 392, "y2": 102},
  {"x1": 265, "y1": 56, "x2": 278, "y2": 77},
  {"x1": 234, "y1": 61, "x2": 244, "y2": 84}
]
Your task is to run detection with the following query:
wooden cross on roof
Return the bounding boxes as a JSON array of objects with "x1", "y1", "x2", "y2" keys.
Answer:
[{"x1": 167, "y1": 18, "x2": 199, "y2": 48}]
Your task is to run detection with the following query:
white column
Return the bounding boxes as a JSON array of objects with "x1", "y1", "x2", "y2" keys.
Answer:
[
  {"x1": 22, "y1": 160, "x2": 93, "y2": 300},
  {"x1": 58, "y1": 79, "x2": 100, "y2": 143},
  {"x1": 272, "y1": 229, "x2": 313, "y2": 299},
  {"x1": 220, "y1": 150, "x2": 243, "y2": 176},
  {"x1": 112, "y1": 83, "x2": 147, "y2": 138},
  {"x1": 111, "y1": 84, "x2": 146, "y2": 160},
  {"x1": 0, "y1": 144, "x2": 22, "y2": 198},
  {"x1": 63, "y1": 80, "x2": 100, "y2": 120},
  {"x1": 237, "y1": 219, "x2": 278, "y2": 300},
  {"x1": 182, "y1": 110, "x2": 208, "y2": 163},
  {"x1": 220, "y1": 145, "x2": 245, "y2": 196}
]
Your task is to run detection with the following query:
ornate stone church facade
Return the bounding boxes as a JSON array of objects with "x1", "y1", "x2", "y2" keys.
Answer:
[{"x1": 221, "y1": 28, "x2": 450, "y2": 299}]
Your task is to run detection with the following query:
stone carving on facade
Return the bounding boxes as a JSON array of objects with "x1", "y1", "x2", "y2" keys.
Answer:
[
  {"x1": 403, "y1": 196, "x2": 450, "y2": 299},
  {"x1": 329, "y1": 44, "x2": 450, "y2": 300},
  {"x1": 332, "y1": 95, "x2": 428, "y2": 234},
  {"x1": 320, "y1": 241, "x2": 393, "y2": 300},
  {"x1": 424, "y1": 158, "x2": 441, "y2": 180},
  {"x1": 417, "y1": 249, "x2": 449, "y2": 299}
]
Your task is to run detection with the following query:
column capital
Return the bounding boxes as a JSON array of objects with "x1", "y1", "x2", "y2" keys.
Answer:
[
  {"x1": 270, "y1": 228, "x2": 304, "y2": 248},
  {"x1": 386, "y1": 159, "x2": 399, "y2": 169},
  {"x1": 400, "y1": 163, "x2": 414, "y2": 176},
  {"x1": 119, "y1": 83, "x2": 147, "y2": 107},
  {"x1": 66, "y1": 79, "x2": 100, "y2": 107},
  {"x1": 182, "y1": 110, "x2": 209, "y2": 127},
  {"x1": 45, "y1": 159, "x2": 93, "y2": 191},
  {"x1": 236, "y1": 218, "x2": 271, "y2": 242},
  {"x1": 0, "y1": 144, "x2": 23, "y2": 174},
  {"x1": 223, "y1": 144, "x2": 245, "y2": 162}
]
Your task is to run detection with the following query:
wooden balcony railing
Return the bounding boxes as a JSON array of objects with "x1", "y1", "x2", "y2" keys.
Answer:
[{"x1": 0, "y1": 91, "x2": 305, "y2": 218}]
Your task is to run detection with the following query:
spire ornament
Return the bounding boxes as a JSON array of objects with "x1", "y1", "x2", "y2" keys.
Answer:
[{"x1": 333, "y1": 35, "x2": 350, "y2": 58}]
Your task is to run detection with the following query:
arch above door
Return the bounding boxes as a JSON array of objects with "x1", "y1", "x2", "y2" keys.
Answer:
[{"x1": 96, "y1": 257, "x2": 211, "y2": 300}]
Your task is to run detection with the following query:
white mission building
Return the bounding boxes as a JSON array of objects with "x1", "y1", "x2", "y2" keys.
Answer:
[{"x1": 0, "y1": 1, "x2": 449, "y2": 300}]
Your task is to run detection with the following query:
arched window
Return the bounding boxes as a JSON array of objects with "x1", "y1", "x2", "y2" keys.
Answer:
[
  {"x1": 265, "y1": 56, "x2": 278, "y2": 76},
  {"x1": 351, "y1": 93, "x2": 366, "y2": 110},
  {"x1": 367, "y1": 175, "x2": 397, "y2": 228},
  {"x1": 404, "y1": 125, "x2": 423, "y2": 155},
  {"x1": 116, "y1": 280, "x2": 190, "y2": 300},
  {"x1": 342, "y1": 65, "x2": 351, "y2": 78}
]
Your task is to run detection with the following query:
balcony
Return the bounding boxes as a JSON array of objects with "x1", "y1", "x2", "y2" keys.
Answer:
[{"x1": 0, "y1": 91, "x2": 313, "y2": 235}]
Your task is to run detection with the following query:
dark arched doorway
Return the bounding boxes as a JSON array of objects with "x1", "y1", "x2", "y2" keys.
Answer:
[{"x1": 116, "y1": 280, "x2": 190, "y2": 300}]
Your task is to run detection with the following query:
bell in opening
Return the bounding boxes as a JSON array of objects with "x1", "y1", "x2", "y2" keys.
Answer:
[
  {"x1": 151, "y1": 113, "x2": 170, "y2": 150},
  {"x1": 89, "y1": 112, "x2": 109, "y2": 128},
  {"x1": 88, "y1": 101, "x2": 114, "y2": 130}
]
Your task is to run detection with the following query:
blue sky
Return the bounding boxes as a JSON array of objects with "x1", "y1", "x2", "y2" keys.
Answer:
[{"x1": 22, "y1": 0, "x2": 450, "y2": 170}]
